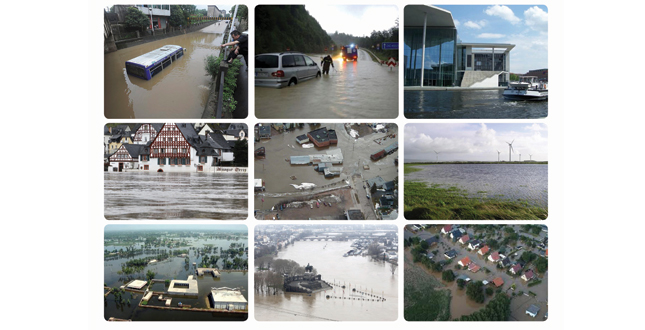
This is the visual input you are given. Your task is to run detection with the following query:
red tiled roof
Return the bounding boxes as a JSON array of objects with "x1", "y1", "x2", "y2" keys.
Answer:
[
  {"x1": 459, "y1": 256, "x2": 471, "y2": 266},
  {"x1": 460, "y1": 235, "x2": 470, "y2": 243},
  {"x1": 443, "y1": 225, "x2": 452, "y2": 232},
  {"x1": 490, "y1": 251, "x2": 500, "y2": 261},
  {"x1": 493, "y1": 277, "x2": 504, "y2": 287},
  {"x1": 468, "y1": 263, "x2": 480, "y2": 272},
  {"x1": 479, "y1": 246, "x2": 490, "y2": 254}
]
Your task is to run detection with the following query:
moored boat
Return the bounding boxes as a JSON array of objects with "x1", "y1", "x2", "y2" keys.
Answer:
[{"x1": 503, "y1": 76, "x2": 548, "y2": 101}]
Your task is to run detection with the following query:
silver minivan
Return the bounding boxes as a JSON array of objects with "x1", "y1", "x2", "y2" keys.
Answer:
[{"x1": 255, "y1": 52, "x2": 321, "y2": 88}]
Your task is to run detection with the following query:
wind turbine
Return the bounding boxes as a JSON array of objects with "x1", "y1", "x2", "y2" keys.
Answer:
[
  {"x1": 497, "y1": 150, "x2": 501, "y2": 162},
  {"x1": 506, "y1": 140, "x2": 515, "y2": 162},
  {"x1": 433, "y1": 150, "x2": 440, "y2": 162},
  {"x1": 519, "y1": 153, "x2": 522, "y2": 162},
  {"x1": 529, "y1": 154, "x2": 533, "y2": 161}
]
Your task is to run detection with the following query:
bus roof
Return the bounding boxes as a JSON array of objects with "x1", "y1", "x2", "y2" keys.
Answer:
[{"x1": 126, "y1": 45, "x2": 182, "y2": 68}]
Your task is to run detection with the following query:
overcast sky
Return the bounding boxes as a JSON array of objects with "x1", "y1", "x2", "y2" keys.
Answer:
[
  {"x1": 442, "y1": 5, "x2": 548, "y2": 74},
  {"x1": 105, "y1": 224, "x2": 247, "y2": 232},
  {"x1": 305, "y1": 5, "x2": 398, "y2": 37},
  {"x1": 405, "y1": 123, "x2": 548, "y2": 162}
]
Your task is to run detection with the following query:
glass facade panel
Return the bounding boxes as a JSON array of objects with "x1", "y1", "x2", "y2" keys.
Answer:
[
  {"x1": 404, "y1": 28, "x2": 424, "y2": 86},
  {"x1": 404, "y1": 27, "x2": 457, "y2": 87}
]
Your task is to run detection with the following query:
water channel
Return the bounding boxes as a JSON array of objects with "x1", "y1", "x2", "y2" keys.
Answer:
[
  {"x1": 104, "y1": 23, "x2": 227, "y2": 118},
  {"x1": 404, "y1": 90, "x2": 548, "y2": 119},
  {"x1": 104, "y1": 171, "x2": 248, "y2": 220},
  {"x1": 255, "y1": 240, "x2": 398, "y2": 321}
]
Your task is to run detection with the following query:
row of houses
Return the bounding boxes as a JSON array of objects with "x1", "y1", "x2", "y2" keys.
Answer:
[{"x1": 105, "y1": 123, "x2": 248, "y2": 173}]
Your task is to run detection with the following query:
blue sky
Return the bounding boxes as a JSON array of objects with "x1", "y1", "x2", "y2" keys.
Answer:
[
  {"x1": 405, "y1": 123, "x2": 548, "y2": 162},
  {"x1": 439, "y1": 5, "x2": 548, "y2": 74}
]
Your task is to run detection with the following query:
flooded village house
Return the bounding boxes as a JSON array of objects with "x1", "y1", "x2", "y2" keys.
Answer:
[{"x1": 107, "y1": 123, "x2": 246, "y2": 172}]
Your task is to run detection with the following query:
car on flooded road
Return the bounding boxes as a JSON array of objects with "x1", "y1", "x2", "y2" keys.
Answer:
[{"x1": 255, "y1": 52, "x2": 321, "y2": 88}]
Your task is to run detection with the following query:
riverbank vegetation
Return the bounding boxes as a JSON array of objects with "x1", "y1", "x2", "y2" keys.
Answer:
[
  {"x1": 205, "y1": 53, "x2": 243, "y2": 116},
  {"x1": 404, "y1": 251, "x2": 451, "y2": 321},
  {"x1": 404, "y1": 181, "x2": 548, "y2": 220},
  {"x1": 457, "y1": 293, "x2": 511, "y2": 321}
]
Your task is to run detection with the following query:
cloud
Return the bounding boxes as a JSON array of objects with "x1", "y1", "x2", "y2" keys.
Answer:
[
  {"x1": 485, "y1": 5, "x2": 521, "y2": 24},
  {"x1": 477, "y1": 33, "x2": 505, "y2": 39},
  {"x1": 454, "y1": 19, "x2": 460, "y2": 27},
  {"x1": 464, "y1": 20, "x2": 487, "y2": 29},
  {"x1": 524, "y1": 6, "x2": 548, "y2": 33},
  {"x1": 523, "y1": 123, "x2": 548, "y2": 131}
]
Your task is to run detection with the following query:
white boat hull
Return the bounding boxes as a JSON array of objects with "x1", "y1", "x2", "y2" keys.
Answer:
[{"x1": 503, "y1": 89, "x2": 548, "y2": 101}]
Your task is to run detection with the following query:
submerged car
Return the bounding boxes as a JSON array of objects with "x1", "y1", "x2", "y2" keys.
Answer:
[{"x1": 255, "y1": 52, "x2": 321, "y2": 88}]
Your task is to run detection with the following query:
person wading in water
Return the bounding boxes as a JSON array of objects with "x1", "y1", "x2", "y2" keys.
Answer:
[{"x1": 320, "y1": 55, "x2": 334, "y2": 75}]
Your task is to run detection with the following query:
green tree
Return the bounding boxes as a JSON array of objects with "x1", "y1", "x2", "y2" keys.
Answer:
[
  {"x1": 233, "y1": 139, "x2": 248, "y2": 166},
  {"x1": 169, "y1": 5, "x2": 186, "y2": 27},
  {"x1": 125, "y1": 7, "x2": 150, "y2": 32},
  {"x1": 442, "y1": 269, "x2": 455, "y2": 282},
  {"x1": 146, "y1": 270, "x2": 156, "y2": 282},
  {"x1": 466, "y1": 281, "x2": 485, "y2": 303},
  {"x1": 534, "y1": 256, "x2": 548, "y2": 273}
]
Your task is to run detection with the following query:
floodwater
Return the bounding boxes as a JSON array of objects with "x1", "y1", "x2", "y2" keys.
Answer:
[
  {"x1": 104, "y1": 23, "x2": 226, "y2": 118},
  {"x1": 104, "y1": 171, "x2": 248, "y2": 220},
  {"x1": 254, "y1": 124, "x2": 398, "y2": 219},
  {"x1": 255, "y1": 50, "x2": 398, "y2": 119},
  {"x1": 104, "y1": 236, "x2": 248, "y2": 321},
  {"x1": 255, "y1": 240, "x2": 398, "y2": 321},
  {"x1": 404, "y1": 90, "x2": 548, "y2": 119},
  {"x1": 406, "y1": 226, "x2": 548, "y2": 321},
  {"x1": 407, "y1": 164, "x2": 547, "y2": 208}
]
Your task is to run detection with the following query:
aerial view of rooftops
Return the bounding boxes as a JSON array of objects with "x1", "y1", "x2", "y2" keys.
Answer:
[
  {"x1": 254, "y1": 224, "x2": 398, "y2": 321},
  {"x1": 104, "y1": 224, "x2": 248, "y2": 321},
  {"x1": 104, "y1": 123, "x2": 248, "y2": 220},
  {"x1": 404, "y1": 123, "x2": 547, "y2": 220},
  {"x1": 254, "y1": 123, "x2": 398, "y2": 220},
  {"x1": 404, "y1": 224, "x2": 548, "y2": 321},
  {"x1": 403, "y1": 5, "x2": 548, "y2": 119}
]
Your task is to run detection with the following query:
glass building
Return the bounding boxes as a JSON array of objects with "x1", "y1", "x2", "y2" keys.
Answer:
[{"x1": 404, "y1": 5, "x2": 514, "y2": 88}]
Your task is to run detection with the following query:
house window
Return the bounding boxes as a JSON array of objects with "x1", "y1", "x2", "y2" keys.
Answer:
[
  {"x1": 144, "y1": 165, "x2": 149, "y2": 170},
  {"x1": 173, "y1": 148, "x2": 177, "y2": 153}
]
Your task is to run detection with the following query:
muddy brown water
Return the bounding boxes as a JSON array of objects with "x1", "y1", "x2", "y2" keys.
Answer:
[
  {"x1": 254, "y1": 124, "x2": 398, "y2": 219},
  {"x1": 407, "y1": 227, "x2": 548, "y2": 320},
  {"x1": 104, "y1": 23, "x2": 227, "y2": 118},
  {"x1": 255, "y1": 50, "x2": 398, "y2": 119},
  {"x1": 255, "y1": 240, "x2": 398, "y2": 321}
]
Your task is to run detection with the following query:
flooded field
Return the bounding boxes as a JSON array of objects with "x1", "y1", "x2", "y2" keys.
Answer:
[
  {"x1": 254, "y1": 124, "x2": 398, "y2": 219},
  {"x1": 104, "y1": 231, "x2": 248, "y2": 321},
  {"x1": 404, "y1": 90, "x2": 548, "y2": 119},
  {"x1": 255, "y1": 240, "x2": 398, "y2": 321},
  {"x1": 104, "y1": 171, "x2": 247, "y2": 220},
  {"x1": 406, "y1": 164, "x2": 547, "y2": 208},
  {"x1": 104, "y1": 23, "x2": 226, "y2": 118},
  {"x1": 255, "y1": 51, "x2": 398, "y2": 119}
]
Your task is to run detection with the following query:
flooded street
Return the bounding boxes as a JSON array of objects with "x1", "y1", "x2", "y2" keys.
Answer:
[
  {"x1": 104, "y1": 171, "x2": 247, "y2": 220},
  {"x1": 104, "y1": 23, "x2": 226, "y2": 118},
  {"x1": 255, "y1": 240, "x2": 398, "y2": 321},
  {"x1": 407, "y1": 164, "x2": 548, "y2": 208},
  {"x1": 254, "y1": 124, "x2": 398, "y2": 219},
  {"x1": 405, "y1": 225, "x2": 548, "y2": 321},
  {"x1": 255, "y1": 50, "x2": 398, "y2": 119},
  {"x1": 405, "y1": 90, "x2": 548, "y2": 119}
]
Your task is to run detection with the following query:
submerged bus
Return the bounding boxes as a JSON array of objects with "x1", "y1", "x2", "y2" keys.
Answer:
[
  {"x1": 341, "y1": 44, "x2": 358, "y2": 61},
  {"x1": 125, "y1": 45, "x2": 184, "y2": 80}
]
